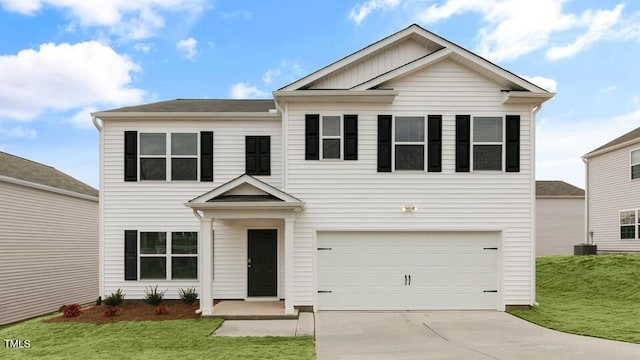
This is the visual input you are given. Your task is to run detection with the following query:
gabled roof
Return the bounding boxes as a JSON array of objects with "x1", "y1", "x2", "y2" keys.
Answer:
[
  {"x1": 0, "y1": 151, "x2": 98, "y2": 199},
  {"x1": 583, "y1": 126, "x2": 640, "y2": 159},
  {"x1": 536, "y1": 181, "x2": 584, "y2": 198},
  {"x1": 186, "y1": 174, "x2": 305, "y2": 210},
  {"x1": 100, "y1": 99, "x2": 276, "y2": 113},
  {"x1": 277, "y1": 24, "x2": 554, "y2": 106}
]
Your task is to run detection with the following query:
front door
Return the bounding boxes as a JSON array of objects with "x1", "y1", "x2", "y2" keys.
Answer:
[{"x1": 247, "y1": 229, "x2": 277, "y2": 297}]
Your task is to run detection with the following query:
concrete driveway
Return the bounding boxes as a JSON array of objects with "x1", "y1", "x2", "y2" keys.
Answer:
[{"x1": 315, "y1": 311, "x2": 640, "y2": 360}]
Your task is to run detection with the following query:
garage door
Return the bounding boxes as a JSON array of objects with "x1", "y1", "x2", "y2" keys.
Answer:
[{"x1": 317, "y1": 231, "x2": 499, "y2": 310}]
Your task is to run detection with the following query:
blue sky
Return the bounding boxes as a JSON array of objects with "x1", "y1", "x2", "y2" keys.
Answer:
[{"x1": 1, "y1": 0, "x2": 639, "y2": 189}]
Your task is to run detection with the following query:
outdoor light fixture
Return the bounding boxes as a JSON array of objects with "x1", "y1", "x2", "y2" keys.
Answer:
[{"x1": 401, "y1": 205, "x2": 417, "y2": 213}]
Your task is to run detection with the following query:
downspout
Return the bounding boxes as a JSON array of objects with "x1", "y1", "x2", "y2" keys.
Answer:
[
  {"x1": 273, "y1": 96, "x2": 287, "y2": 191},
  {"x1": 531, "y1": 103, "x2": 543, "y2": 307},
  {"x1": 92, "y1": 115, "x2": 105, "y2": 299},
  {"x1": 583, "y1": 157, "x2": 590, "y2": 244},
  {"x1": 190, "y1": 207, "x2": 204, "y2": 315}
]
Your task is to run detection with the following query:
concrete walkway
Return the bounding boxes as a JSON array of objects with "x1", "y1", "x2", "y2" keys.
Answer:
[
  {"x1": 315, "y1": 311, "x2": 640, "y2": 360},
  {"x1": 213, "y1": 312, "x2": 314, "y2": 337}
]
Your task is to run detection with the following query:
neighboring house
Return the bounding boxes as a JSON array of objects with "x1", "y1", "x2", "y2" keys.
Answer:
[
  {"x1": 583, "y1": 126, "x2": 640, "y2": 252},
  {"x1": 92, "y1": 24, "x2": 554, "y2": 314},
  {"x1": 536, "y1": 181, "x2": 585, "y2": 256},
  {"x1": 0, "y1": 152, "x2": 99, "y2": 325}
]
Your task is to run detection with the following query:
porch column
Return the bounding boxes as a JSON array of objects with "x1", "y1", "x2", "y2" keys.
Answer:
[
  {"x1": 200, "y1": 217, "x2": 214, "y2": 316},
  {"x1": 284, "y1": 217, "x2": 295, "y2": 315}
]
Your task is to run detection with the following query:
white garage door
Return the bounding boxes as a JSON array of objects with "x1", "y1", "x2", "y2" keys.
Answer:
[{"x1": 317, "y1": 231, "x2": 500, "y2": 310}]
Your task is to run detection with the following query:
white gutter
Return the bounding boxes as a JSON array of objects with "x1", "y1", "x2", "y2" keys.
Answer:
[
  {"x1": 92, "y1": 115, "x2": 102, "y2": 131},
  {"x1": 191, "y1": 209, "x2": 203, "y2": 221},
  {"x1": 530, "y1": 103, "x2": 543, "y2": 307},
  {"x1": 93, "y1": 114, "x2": 105, "y2": 299},
  {"x1": 91, "y1": 112, "x2": 281, "y2": 120},
  {"x1": 583, "y1": 157, "x2": 590, "y2": 244}
]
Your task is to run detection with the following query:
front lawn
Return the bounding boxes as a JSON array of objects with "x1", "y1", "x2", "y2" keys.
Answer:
[
  {"x1": 510, "y1": 254, "x2": 640, "y2": 344},
  {"x1": 0, "y1": 317, "x2": 315, "y2": 359}
]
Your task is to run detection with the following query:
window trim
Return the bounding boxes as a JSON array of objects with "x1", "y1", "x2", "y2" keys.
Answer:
[
  {"x1": 620, "y1": 209, "x2": 639, "y2": 240},
  {"x1": 320, "y1": 115, "x2": 343, "y2": 161},
  {"x1": 138, "y1": 132, "x2": 200, "y2": 182},
  {"x1": 631, "y1": 148, "x2": 640, "y2": 180},
  {"x1": 471, "y1": 116, "x2": 506, "y2": 172},
  {"x1": 138, "y1": 231, "x2": 199, "y2": 280},
  {"x1": 393, "y1": 116, "x2": 426, "y2": 171}
]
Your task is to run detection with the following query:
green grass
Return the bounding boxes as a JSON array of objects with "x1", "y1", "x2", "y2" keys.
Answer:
[
  {"x1": 510, "y1": 254, "x2": 640, "y2": 344},
  {"x1": 0, "y1": 317, "x2": 315, "y2": 359}
]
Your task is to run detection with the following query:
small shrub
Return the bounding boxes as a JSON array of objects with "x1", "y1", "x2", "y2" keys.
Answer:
[
  {"x1": 96, "y1": 296, "x2": 102, "y2": 306},
  {"x1": 104, "y1": 289, "x2": 125, "y2": 307},
  {"x1": 103, "y1": 306, "x2": 119, "y2": 317},
  {"x1": 63, "y1": 304, "x2": 83, "y2": 318},
  {"x1": 154, "y1": 305, "x2": 168, "y2": 315},
  {"x1": 58, "y1": 304, "x2": 66, "y2": 313},
  {"x1": 178, "y1": 287, "x2": 198, "y2": 305},
  {"x1": 144, "y1": 285, "x2": 166, "y2": 306}
]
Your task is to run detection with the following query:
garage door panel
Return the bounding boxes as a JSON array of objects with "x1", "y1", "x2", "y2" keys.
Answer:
[{"x1": 317, "y1": 231, "x2": 500, "y2": 310}]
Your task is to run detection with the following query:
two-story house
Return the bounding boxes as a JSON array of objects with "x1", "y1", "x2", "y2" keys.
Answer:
[
  {"x1": 583, "y1": 126, "x2": 640, "y2": 252},
  {"x1": 92, "y1": 24, "x2": 554, "y2": 315}
]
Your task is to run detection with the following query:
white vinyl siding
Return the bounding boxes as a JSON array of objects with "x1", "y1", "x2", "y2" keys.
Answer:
[
  {"x1": 101, "y1": 119, "x2": 282, "y2": 299},
  {"x1": 0, "y1": 180, "x2": 98, "y2": 325},
  {"x1": 286, "y1": 59, "x2": 534, "y2": 308},
  {"x1": 587, "y1": 143, "x2": 640, "y2": 252},
  {"x1": 536, "y1": 197, "x2": 585, "y2": 256}
]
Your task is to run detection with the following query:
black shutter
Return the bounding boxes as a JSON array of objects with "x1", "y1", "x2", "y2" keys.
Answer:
[
  {"x1": 246, "y1": 136, "x2": 271, "y2": 175},
  {"x1": 427, "y1": 115, "x2": 442, "y2": 172},
  {"x1": 305, "y1": 114, "x2": 320, "y2": 160},
  {"x1": 456, "y1": 115, "x2": 471, "y2": 172},
  {"x1": 124, "y1": 230, "x2": 137, "y2": 281},
  {"x1": 377, "y1": 115, "x2": 392, "y2": 172},
  {"x1": 344, "y1": 114, "x2": 358, "y2": 160},
  {"x1": 124, "y1": 131, "x2": 137, "y2": 181},
  {"x1": 506, "y1": 115, "x2": 520, "y2": 172},
  {"x1": 200, "y1": 131, "x2": 213, "y2": 181}
]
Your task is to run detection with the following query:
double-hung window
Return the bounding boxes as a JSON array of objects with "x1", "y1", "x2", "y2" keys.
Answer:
[
  {"x1": 620, "y1": 210, "x2": 638, "y2": 240},
  {"x1": 138, "y1": 231, "x2": 198, "y2": 280},
  {"x1": 395, "y1": 117, "x2": 425, "y2": 170},
  {"x1": 321, "y1": 116, "x2": 341, "y2": 160},
  {"x1": 171, "y1": 133, "x2": 198, "y2": 180},
  {"x1": 140, "y1": 133, "x2": 167, "y2": 180},
  {"x1": 472, "y1": 117, "x2": 503, "y2": 171},
  {"x1": 631, "y1": 149, "x2": 640, "y2": 180}
]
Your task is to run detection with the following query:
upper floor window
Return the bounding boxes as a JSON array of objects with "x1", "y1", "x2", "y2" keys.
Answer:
[
  {"x1": 140, "y1": 133, "x2": 166, "y2": 180},
  {"x1": 322, "y1": 116, "x2": 341, "y2": 160},
  {"x1": 171, "y1": 133, "x2": 197, "y2": 180},
  {"x1": 395, "y1": 117, "x2": 425, "y2": 171},
  {"x1": 305, "y1": 114, "x2": 358, "y2": 161},
  {"x1": 472, "y1": 117, "x2": 503, "y2": 171},
  {"x1": 631, "y1": 149, "x2": 640, "y2": 180},
  {"x1": 620, "y1": 210, "x2": 638, "y2": 240},
  {"x1": 130, "y1": 132, "x2": 202, "y2": 182}
]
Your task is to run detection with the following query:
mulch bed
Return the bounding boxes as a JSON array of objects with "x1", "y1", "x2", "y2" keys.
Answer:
[{"x1": 45, "y1": 302, "x2": 201, "y2": 324}]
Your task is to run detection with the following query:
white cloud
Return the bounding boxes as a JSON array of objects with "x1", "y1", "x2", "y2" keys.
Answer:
[
  {"x1": 599, "y1": 85, "x2": 617, "y2": 94},
  {"x1": 176, "y1": 37, "x2": 197, "y2": 59},
  {"x1": 537, "y1": 110, "x2": 640, "y2": 187},
  {"x1": 133, "y1": 42, "x2": 154, "y2": 53},
  {"x1": 69, "y1": 107, "x2": 97, "y2": 129},
  {"x1": 229, "y1": 82, "x2": 269, "y2": 99},
  {"x1": 349, "y1": 0, "x2": 401, "y2": 25},
  {"x1": 520, "y1": 75, "x2": 558, "y2": 92},
  {"x1": 0, "y1": 125, "x2": 37, "y2": 139},
  {"x1": 263, "y1": 68, "x2": 281, "y2": 85},
  {"x1": 262, "y1": 59, "x2": 305, "y2": 86},
  {"x1": 0, "y1": 41, "x2": 145, "y2": 121},
  {"x1": 219, "y1": 10, "x2": 253, "y2": 20},
  {"x1": 0, "y1": 0, "x2": 205, "y2": 40},
  {"x1": 547, "y1": 4, "x2": 625, "y2": 60}
]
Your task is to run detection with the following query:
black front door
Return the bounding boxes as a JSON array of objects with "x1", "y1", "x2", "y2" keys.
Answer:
[{"x1": 247, "y1": 229, "x2": 277, "y2": 297}]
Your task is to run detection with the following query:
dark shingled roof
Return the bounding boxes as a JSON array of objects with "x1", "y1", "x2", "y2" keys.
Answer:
[
  {"x1": 584, "y1": 126, "x2": 640, "y2": 157},
  {"x1": 536, "y1": 180, "x2": 584, "y2": 197},
  {"x1": 0, "y1": 152, "x2": 98, "y2": 198},
  {"x1": 102, "y1": 99, "x2": 276, "y2": 113}
]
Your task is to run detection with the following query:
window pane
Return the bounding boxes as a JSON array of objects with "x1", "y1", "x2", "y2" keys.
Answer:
[
  {"x1": 171, "y1": 158, "x2": 197, "y2": 180},
  {"x1": 621, "y1": 226, "x2": 636, "y2": 240},
  {"x1": 140, "y1": 257, "x2": 166, "y2": 279},
  {"x1": 620, "y1": 211, "x2": 636, "y2": 225},
  {"x1": 395, "y1": 145, "x2": 424, "y2": 170},
  {"x1": 172, "y1": 232, "x2": 197, "y2": 254},
  {"x1": 323, "y1": 139, "x2": 340, "y2": 159},
  {"x1": 140, "y1": 133, "x2": 166, "y2": 155},
  {"x1": 140, "y1": 232, "x2": 166, "y2": 254},
  {"x1": 140, "y1": 158, "x2": 166, "y2": 180},
  {"x1": 633, "y1": 164, "x2": 640, "y2": 180},
  {"x1": 474, "y1": 145, "x2": 502, "y2": 170},
  {"x1": 395, "y1": 117, "x2": 424, "y2": 142},
  {"x1": 322, "y1": 116, "x2": 340, "y2": 136},
  {"x1": 171, "y1": 133, "x2": 197, "y2": 155},
  {"x1": 474, "y1": 117, "x2": 503, "y2": 142},
  {"x1": 632, "y1": 150, "x2": 640, "y2": 164},
  {"x1": 172, "y1": 257, "x2": 197, "y2": 279}
]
